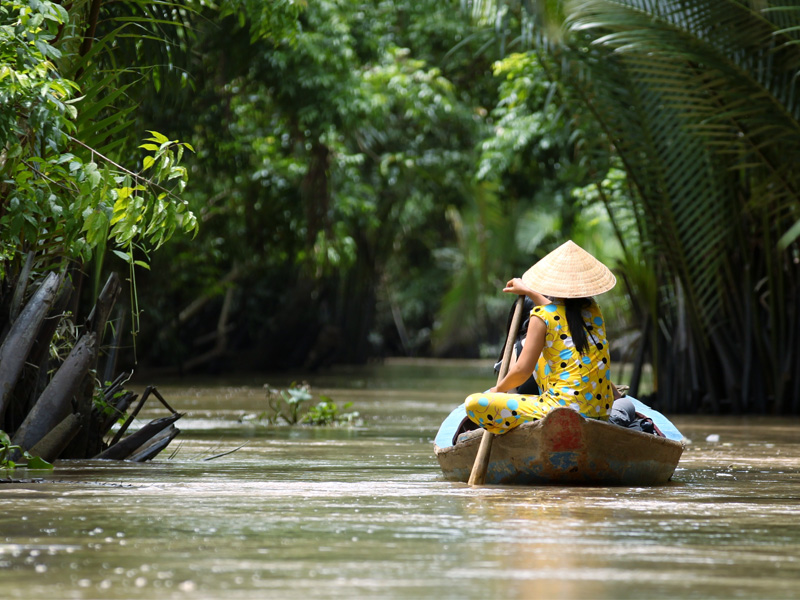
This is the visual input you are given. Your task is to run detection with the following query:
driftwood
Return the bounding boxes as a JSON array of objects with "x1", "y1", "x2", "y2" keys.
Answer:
[
  {"x1": 202, "y1": 442, "x2": 248, "y2": 461},
  {"x1": 0, "y1": 271, "x2": 63, "y2": 427},
  {"x1": 79, "y1": 389, "x2": 138, "y2": 459},
  {"x1": 92, "y1": 384, "x2": 182, "y2": 461},
  {"x1": 0, "y1": 270, "x2": 184, "y2": 466},
  {"x1": 85, "y1": 272, "x2": 122, "y2": 336},
  {"x1": 94, "y1": 413, "x2": 182, "y2": 460},
  {"x1": 102, "y1": 371, "x2": 132, "y2": 401},
  {"x1": 150, "y1": 386, "x2": 178, "y2": 414}
]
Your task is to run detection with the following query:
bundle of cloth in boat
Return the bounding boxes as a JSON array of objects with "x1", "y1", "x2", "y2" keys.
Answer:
[
  {"x1": 465, "y1": 240, "x2": 618, "y2": 435},
  {"x1": 608, "y1": 397, "x2": 656, "y2": 434}
]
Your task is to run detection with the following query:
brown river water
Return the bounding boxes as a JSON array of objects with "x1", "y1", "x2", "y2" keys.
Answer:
[{"x1": 1, "y1": 359, "x2": 799, "y2": 600}]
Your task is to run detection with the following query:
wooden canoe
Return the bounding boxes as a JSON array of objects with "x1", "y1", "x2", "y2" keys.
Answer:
[{"x1": 433, "y1": 399, "x2": 684, "y2": 486}]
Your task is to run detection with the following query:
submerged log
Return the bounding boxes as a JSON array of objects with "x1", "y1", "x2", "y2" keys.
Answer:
[
  {"x1": 11, "y1": 332, "x2": 97, "y2": 452},
  {"x1": 94, "y1": 413, "x2": 183, "y2": 460},
  {"x1": 82, "y1": 389, "x2": 138, "y2": 458},
  {"x1": 127, "y1": 425, "x2": 180, "y2": 462},
  {"x1": 27, "y1": 413, "x2": 82, "y2": 463},
  {"x1": 93, "y1": 385, "x2": 181, "y2": 461},
  {"x1": 0, "y1": 271, "x2": 63, "y2": 428}
]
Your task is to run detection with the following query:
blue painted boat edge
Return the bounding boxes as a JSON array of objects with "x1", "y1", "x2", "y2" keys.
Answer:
[
  {"x1": 628, "y1": 396, "x2": 684, "y2": 442},
  {"x1": 434, "y1": 403, "x2": 467, "y2": 449},
  {"x1": 434, "y1": 396, "x2": 685, "y2": 448}
]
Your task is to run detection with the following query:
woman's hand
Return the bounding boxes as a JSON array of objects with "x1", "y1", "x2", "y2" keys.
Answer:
[
  {"x1": 503, "y1": 277, "x2": 550, "y2": 306},
  {"x1": 503, "y1": 277, "x2": 532, "y2": 296}
]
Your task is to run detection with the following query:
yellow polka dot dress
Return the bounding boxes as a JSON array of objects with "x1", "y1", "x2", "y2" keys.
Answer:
[{"x1": 465, "y1": 300, "x2": 614, "y2": 434}]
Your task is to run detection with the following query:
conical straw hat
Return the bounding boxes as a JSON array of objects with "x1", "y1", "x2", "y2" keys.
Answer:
[{"x1": 521, "y1": 240, "x2": 616, "y2": 298}]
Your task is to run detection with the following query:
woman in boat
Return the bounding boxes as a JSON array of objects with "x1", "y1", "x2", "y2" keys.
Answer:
[{"x1": 465, "y1": 240, "x2": 620, "y2": 435}]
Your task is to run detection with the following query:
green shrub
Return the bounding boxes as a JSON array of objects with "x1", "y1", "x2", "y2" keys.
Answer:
[{"x1": 0, "y1": 431, "x2": 54, "y2": 474}]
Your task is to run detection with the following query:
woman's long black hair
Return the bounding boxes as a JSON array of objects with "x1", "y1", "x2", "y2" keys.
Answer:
[{"x1": 563, "y1": 297, "x2": 595, "y2": 355}]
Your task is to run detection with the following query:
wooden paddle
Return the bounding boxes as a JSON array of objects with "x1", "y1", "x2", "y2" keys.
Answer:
[{"x1": 468, "y1": 294, "x2": 526, "y2": 486}]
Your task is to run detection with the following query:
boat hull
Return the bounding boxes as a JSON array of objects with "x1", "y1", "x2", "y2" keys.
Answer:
[{"x1": 434, "y1": 407, "x2": 684, "y2": 486}]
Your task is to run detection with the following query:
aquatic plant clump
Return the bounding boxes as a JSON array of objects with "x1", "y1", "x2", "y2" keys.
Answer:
[{"x1": 242, "y1": 382, "x2": 361, "y2": 427}]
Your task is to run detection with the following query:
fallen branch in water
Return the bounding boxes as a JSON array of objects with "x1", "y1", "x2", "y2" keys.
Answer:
[{"x1": 202, "y1": 442, "x2": 249, "y2": 462}]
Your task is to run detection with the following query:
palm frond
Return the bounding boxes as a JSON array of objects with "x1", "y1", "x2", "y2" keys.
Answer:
[{"x1": 549, "y1": 0, "x2": 800, "y2": 410}]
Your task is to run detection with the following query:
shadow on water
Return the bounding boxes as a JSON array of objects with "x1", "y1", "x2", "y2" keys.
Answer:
[{"x1": 2, "y1": 359, "x2": 800, "y2": 599}]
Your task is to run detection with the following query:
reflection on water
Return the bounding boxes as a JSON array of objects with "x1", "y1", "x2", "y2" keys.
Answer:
[{"x1": 2, "y1": 360, "x2": 800, "y2": 599}]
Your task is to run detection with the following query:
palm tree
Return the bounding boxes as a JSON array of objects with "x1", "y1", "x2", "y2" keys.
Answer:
[{"x1": 474, "y1": 0, "x2": 800, "y2": 413}]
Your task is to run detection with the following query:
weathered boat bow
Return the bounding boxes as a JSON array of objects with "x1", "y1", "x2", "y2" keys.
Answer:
[{"x1": 434, "y1": 402, "x2": 684, "y2": 486}]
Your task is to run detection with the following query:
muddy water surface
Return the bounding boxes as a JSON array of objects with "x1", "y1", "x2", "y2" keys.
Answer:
[{"x1": 1, "y1": 360, "x2": 799, "y2": 599}]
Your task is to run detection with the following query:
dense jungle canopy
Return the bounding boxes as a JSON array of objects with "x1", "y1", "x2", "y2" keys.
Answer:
[{"x1": 1, "y1": 0, "x2": 799, "y2": 415}]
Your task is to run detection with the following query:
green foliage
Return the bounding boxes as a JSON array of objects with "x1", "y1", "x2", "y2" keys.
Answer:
[
  {"x1": 92, "y1": 384, "x2": 129, "y2": 425},
  {"x1": 0, "y1": 0, "x2": 198, "y2": 282},
  {"x1": 220, "y1": 0, "x2": 305, "y2": 44},
  {"x1": 432, "y1": 42, "x2": 623, "y2": 356},
  {"x1": 128, "y1": 0, "x2": 493, "y2": 365},
  {"x1": 78, "y1": 0, "x2": 798, "y2": 416},
  {"x1": 0, "y1": 431, "x2": 53, "y2": 473}
]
